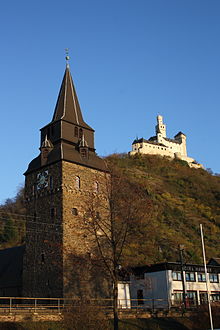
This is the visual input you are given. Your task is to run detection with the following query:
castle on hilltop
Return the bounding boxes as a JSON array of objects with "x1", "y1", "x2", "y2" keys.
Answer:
[{"x1": 130, "y1": 115, "x2": 203, "y2": 169}]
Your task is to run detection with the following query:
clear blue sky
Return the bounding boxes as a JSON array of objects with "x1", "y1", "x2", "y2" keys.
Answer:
[{"x1": 0, "y1": 0, "x2": 220, "y2": 203}]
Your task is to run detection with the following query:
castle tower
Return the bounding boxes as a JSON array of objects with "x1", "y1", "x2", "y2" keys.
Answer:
[
  {"x1": 23, "y1": 60, "x2": 108, "y2": 298},
  {"x1": 174, "y1": 132, "x2": 187, "y2": 157},
  {"x1": 155, "y1": 115, "x2": 166, "y2": 138}
]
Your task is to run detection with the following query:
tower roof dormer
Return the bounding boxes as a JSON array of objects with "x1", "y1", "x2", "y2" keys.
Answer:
[{"x1": 41, "y1": 135, "x2": 53, "y2": 149}]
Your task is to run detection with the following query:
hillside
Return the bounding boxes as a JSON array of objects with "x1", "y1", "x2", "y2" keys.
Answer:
[
  {"x1": 0, "y1": 187, "x2": 25, "y2": 249},
  {"x1": 105, "y1": 154, "x2": 220, "y2": 265},
  {"x1": 0, "y1": 154, "x2": 220, "y2": 265}
]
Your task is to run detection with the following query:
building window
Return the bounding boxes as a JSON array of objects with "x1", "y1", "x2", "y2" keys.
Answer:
[
  {"x1": 33, "y1": 212, "x2": 37, "y2": 222},
  {"x1": 72, "y1": 208, "x2": 78, "y2": 216},
  {"x1": 74, "y1": 126, "x2": 78, "y2": 137},
  {"x1": 198, "y1": 273, "x2": 206, "y2": 282},
  {"x1": 79, "y1": 128, "x2": 83, "y2": 139},
  {"x1": 209, "y1": 273, "x2": 219, "y2": 283},
  {"x1": 75, "y1": 176, "x2": 80, "y2": 190},
  {"x1": 172, "y1": 271, "x2": 182, "y2": 281},
  {"x1": 50, "y1": 208, "x2": 56, "y2": 218},
  {"x1": 41, "y1": 253, "x2": 45, "y2": 264},
  {"x1": 211, "y1": 292, "x2": 220, "y2": 301},
  {"x1": 187, "y1": 291, "x2": 198, "y2": 306},
  {"x1": 185, "y1": 272, "x2": 196, "y2": 282},
  {"x1": 173, "y1": 291, "x2": 183, "y2": 305},
  {"x1": 199, "y1": 291, "x2": 208, "y2": 304},
  {"x1": 137, "y1": 289, "x2": 144, "y2": 305},
  {"x1": 80, "y1": 148, "x2": 88, "y2": 158}
]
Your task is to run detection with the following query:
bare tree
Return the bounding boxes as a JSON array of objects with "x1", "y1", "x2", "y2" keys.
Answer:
[{"x1": 84, "y1": 165, "x2": 151, "y2": 330}]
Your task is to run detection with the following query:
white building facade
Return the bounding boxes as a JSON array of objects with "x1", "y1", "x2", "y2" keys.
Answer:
[
  {"x1": 129, "y1": 115, "x2": 203, "y2": 169},
  {"x1": 118, "y1": 262, "x2": 220, "y2": 309}
]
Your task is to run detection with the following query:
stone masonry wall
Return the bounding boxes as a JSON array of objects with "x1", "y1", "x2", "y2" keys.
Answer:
[
  {"x1": 23, "y1": 162, "x2": 63, "y2": 298},
  {"x1": 23, "y1": 159, "x2": 110, "y2": 299},
  {"x1": 62, "y1": 161, "x2": 110, "y2": 298}
]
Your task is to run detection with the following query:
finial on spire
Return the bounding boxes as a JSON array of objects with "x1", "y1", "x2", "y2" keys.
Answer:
[{"x1": 65, "y1": 48, "x2": 70, "y2": 67}]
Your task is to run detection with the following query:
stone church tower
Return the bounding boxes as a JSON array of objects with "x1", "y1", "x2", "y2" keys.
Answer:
[{"x1": 23, "y1": 60, "x2": 108, "y2": 298}]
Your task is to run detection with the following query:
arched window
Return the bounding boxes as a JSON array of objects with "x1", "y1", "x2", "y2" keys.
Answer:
[
  {"x1": 72, "y1": 208, "x2": 78, "y2": 216},
  {"x1": 79, "y1": 128, "x2": 83, "y2": 139},
  {"x1": 75, "y1": 176, "x2": 80, "y2": 190},
  {"x1": 74, "y1": 127, "x2": 78, "y2": 137},
  {"x1": 50, "y1": 208, "x2": 56, "y2": 218}
]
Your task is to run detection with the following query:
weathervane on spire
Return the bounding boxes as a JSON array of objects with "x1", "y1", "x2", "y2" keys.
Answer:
[{"x1": 65, "y1": 48, "x2": 70, "y2": 67}]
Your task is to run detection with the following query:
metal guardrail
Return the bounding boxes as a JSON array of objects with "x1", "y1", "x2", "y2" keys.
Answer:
[
  {"x1": 0, "y1": 297, "x2": 171, "y2": 314},
  {"x1": 0, "y1": 297, "x2": 205, "y2": 314}
]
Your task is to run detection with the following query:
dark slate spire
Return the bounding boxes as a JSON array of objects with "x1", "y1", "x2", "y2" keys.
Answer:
[
  {"x1": 39, "y1": 63, "x2": 95, "y2": 150},
  {"x1": 25, "y1": 61, "x2": 107, "y2": 174},
  {"x1": 52, "y1": 65, "x2": 93, "y2": 131}
]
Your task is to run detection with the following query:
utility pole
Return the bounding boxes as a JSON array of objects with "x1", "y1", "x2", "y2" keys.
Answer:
[
  {"x1": 179, "y1": 244, "x2": 187, "y2": 308},
  {"x1": 200, "y1": 224, "x2": 213, "y2": 330}
]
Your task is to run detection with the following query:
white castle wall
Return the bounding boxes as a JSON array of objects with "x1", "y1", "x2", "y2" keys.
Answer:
[{"x1": 130, "y1": 116, "x2": 203, "y2": 169}]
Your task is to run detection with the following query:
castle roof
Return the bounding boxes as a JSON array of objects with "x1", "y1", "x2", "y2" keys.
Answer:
[
  {"x1": 132, "y1": 138, "x2": 166, "y2": 147},
  {"x1": 133, "y1": 136, "x2": 182, "y2": 146},
  {"x1": 174, "y1": 131, "x2": 186, "y2": 138},
  {"x1": 164, "y1": 137, "x2": 181, "y2": 144}
]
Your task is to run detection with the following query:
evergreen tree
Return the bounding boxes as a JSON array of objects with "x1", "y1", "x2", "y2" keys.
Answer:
[{"x1": 2, "y1": 215, "x2": 18, "y2": 243}]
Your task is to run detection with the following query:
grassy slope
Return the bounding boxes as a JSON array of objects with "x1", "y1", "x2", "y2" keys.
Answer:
[{"x1": 106, "y1": 153, "x2": 220, "y2": 265}]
